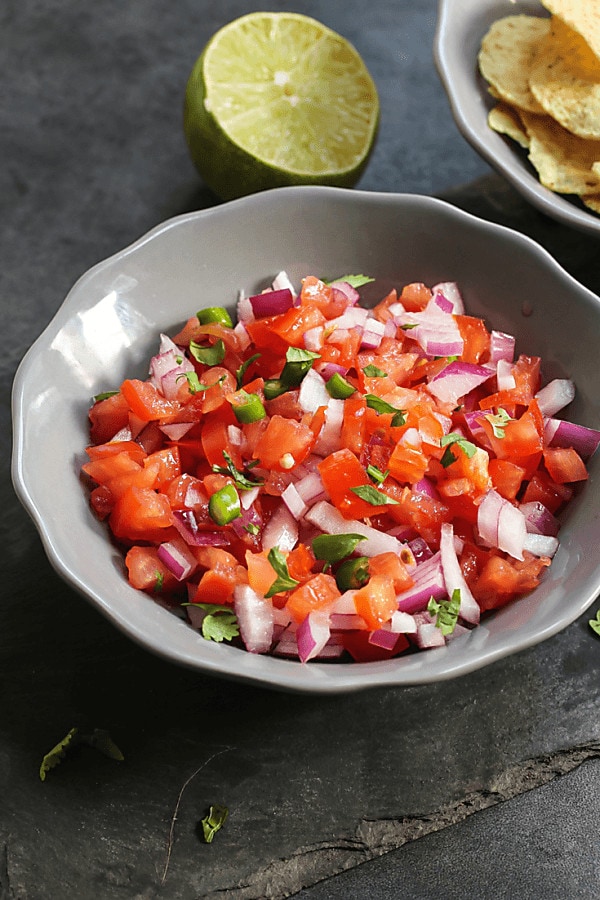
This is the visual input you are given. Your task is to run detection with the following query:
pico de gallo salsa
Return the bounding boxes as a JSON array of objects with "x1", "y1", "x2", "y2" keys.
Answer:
[{"x1": 82, "y1": 273, "x2": 600, "y2": 663}]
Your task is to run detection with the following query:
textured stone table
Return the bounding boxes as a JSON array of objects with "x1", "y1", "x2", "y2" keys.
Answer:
[{"x1": 2, "y1": 2, "x2": 600, "y2": 898}]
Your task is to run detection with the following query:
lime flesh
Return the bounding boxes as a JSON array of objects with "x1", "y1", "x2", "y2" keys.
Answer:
[{"x1": 184, "y1": 12, "x2": 380, "y2": 200}]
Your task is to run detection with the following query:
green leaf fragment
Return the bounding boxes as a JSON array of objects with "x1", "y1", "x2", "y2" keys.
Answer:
[
  {"x1": 312, "y1": 533, "x2": 366, "y2": 564},
  {"x1": 439, "y1": 432, "x2": 478, "y2": 467},
  {"x1": 39, "y1": 727, "x2": 124, "y2": 781},
  {"x1": 189, "y1": 339, "x2": 226, "y2": 366},
  {"x1": 196, "y1": 605, "x2": 240, "y2": 643},
  {"x1": 589, "y1": 610, "x2": 600, "y2": 637},
  {"x1": 93, "y1": 390, "x2": 118, "y2": 402},
  {"x1": 201, "y1": 804, "x2": 229, "y2": 843},
  {"x1": 265, "y1": 547, "x2": 299, "y2": 597},
  {"x1": 428, "y1": 589, "x2": 461, "y2": 636},
  {"x1": 362, "y1": 364, "x2": 386, "y2": 378},
  {"x1": 212, "y1": 451, "x2": 264, "y2": 491},
  {"x1": 235, "y1": 353, "x2": 261, "y2": 389},
  {"x1": 350, "y1": 484, "x2": 400, "y2": 506},
  {"x1": 484, "y1": 408, "x2": 513, "y2": 439},
  {"x1": 366, "y1": 464, "x2": 389, "y2": 484},
  {"x1": 326, "y1": 274, "x2": 375, "y2": 288},
  {"x1": 365, "y1": 394, "x2": 407, "y2": 426}
]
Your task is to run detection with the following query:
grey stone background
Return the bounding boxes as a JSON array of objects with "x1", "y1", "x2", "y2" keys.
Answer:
[{"x1": 2, "y1": 1, "x2": 600, "y2": 898}]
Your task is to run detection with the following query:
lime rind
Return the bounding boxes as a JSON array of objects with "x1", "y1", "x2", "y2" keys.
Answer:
[{"x1": 183, "y1": 12, "x2": 379, "y2": 199}]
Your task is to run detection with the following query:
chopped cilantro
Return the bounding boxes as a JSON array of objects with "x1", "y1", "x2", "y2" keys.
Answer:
[
  {"x1": 312, "y1": 533, "x2": 366, "y2": 565},
  {"x1": 428, "y1": 589, "x2": 461, "y2": 636},
  {"x1": 366, "y1": 464, "x2": 389, "y2": 484},
  {"x1": 201, "y1": 804, "x2": 229, "y2": 843},
  {"x1": 39, "y1": 727, "x2": 124, "y2": 781},
  {"x1": 326, "y1": 274, "x2": 375, "y2": 288},
  {"x1": 265, "y1": 548, "x2": 299, "y2": 597},
  {"x1": 439, "y1": 433, "x2": 477, "y2": 467},
  {"x1": 192, "y1": 604, "x2": 240, "y2": 643},
  {"x1": 362, "y1": 364, "x2": 387, "y2": 378},
  {"x1": 154, "y1": 571, "x2": 164, "y2": 593},
  {"x1": 189, "y1": 338, "x2": 226, "y2": 366},
  {"x1": 212, "y1": 451, "x2": 264, "y2": 491},
  {"x1": 365, "y1": 394, "x2": 407, "y2": 427},
  {"x1": 484, "y1": 408, "x2": 514, "y2": 439},
  {"x1": 235, "y1": 352, "x2": 261, "y2": 389},
  {"x1": 350, "y1": 484, "x2": 400, "y2": 506},
  {"x1": 93, "y1": 390, "x2": 118, "y2": 402},
  {"x1": 589, "y1": 610, "x2": 600, "y2": 637}
]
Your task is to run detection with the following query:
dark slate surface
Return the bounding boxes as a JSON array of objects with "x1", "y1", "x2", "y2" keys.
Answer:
[{"x1": 2, "y1": 1, "x2": 600, "y2": 898}]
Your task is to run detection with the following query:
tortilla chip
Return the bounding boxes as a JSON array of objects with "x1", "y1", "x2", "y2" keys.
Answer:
[
  {"x1": 582, "y1": 194, "x2": 600, "y2": 213},
  {"x1": 488, "y1": 103, "x2": 530, "y2": 149},
  {"x1": 478, "y1": 16, "x2": 549, "y2": 114},
  {"x1": 540, "y1": 0, "x2": 600, "y2": 62},
  {"x1": 520, "y1": 110, "x2": 600, "y2": 195},
  {"x1": 529, "y1": 17, "x2": 600, "y2": 140}
]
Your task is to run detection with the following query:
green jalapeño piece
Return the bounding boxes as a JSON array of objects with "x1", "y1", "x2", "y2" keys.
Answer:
[
  {"x1": 325, "y1": 372, "x2": 356, "y2": 399},
  {"x1": 230, "y1": 390, "x2": 266, "y2": 424},
  {"x1": 197, "y1": 306, "x2": 233, "y2": 327},
  {"x1": 208, "y1": 483, "x2": 241, "y2": 525},
  {"x1": 335, "y1": 556, "x2": 370, "y2": 591}
]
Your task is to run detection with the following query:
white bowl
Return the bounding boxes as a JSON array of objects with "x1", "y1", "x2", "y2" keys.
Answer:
[
  {"x1": 434, "y1": 0, "x2": 600, "y2": 238},
  {"x1": 11, "y1": 186, "x2": 600, "y2": 693}
]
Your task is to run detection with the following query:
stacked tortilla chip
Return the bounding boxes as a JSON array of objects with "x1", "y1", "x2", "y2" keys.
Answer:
[{"x1": 478, "y1": 0, "x2": 600, "y2": 215}]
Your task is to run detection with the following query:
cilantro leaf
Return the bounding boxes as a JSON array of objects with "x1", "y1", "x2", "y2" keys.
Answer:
[
  {"x1": 189, "y1": 339, "x2": 226, "y2": 366},
  {"x1": 350, "y1": 484, "x2": 400, "y2": 506},
  {"x1": 365, "y1": 394, "x2": 407, "y2": 426},
  {"x1": 39, "y1": 727, "x2": 124, "y2": 781},
  {"x1": 428, "y1": 589, "x2": 461, "y2": 636},
  {"x1": 484, "y1": 408, "x2": 513, "y2": 439},
  {"x1": 93, "y1": 390, "x2": 118, "y2": 402},
  {"x1": 312, "y1": 533, "x2": 366, "y2": 564},
  {"x1": 200, "y1": 608, "x2": 240, "y2": 643},
  {"x1": 212, "y1": 450, "x2": 264, "y2": 491},
  {"x1": 265, "y1": 548, "x2": 299, "y2": 597},
  {"x1": 439, "y1": 432, "x2": 477, "y2": 467},
  {"x1": 176, "y1": 371, "x2": 211, "y2": 394},
  {"x1": 201, "y1": 804, "x2": 229, "y2": 843},
  {"x1": 589, "y1": 610, "x2": 600, "y2": 637}
]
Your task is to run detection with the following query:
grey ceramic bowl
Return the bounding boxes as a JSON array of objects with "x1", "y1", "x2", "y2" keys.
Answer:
[
  {"x1": 435, "y1": 0, "x2": 600, "y2": 238},
  {"x1": 11, "y1": 186, "x2": 600, "y2": 693}
]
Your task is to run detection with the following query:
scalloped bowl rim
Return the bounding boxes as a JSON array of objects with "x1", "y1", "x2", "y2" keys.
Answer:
[{"x1": 11, "y1": 185, "x2": 600, "y2": 693}]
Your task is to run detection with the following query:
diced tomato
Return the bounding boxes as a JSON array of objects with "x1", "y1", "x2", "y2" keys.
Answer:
[
  {"x1": 192, "y1": 547, "x2": 247, "y2": 605},
  {"x1": 473, "y1": 552, "x2": 550, "y2": 611},
  {"x1": 85, "y1": 440, "x2": 147, "y2": 463},
  {"x1": 109, "y1": 486, "x2": 174, "y2": 543},
  {"x1": 387, "y1": 441, "x2": 429, "y2": 485},
  {"x1": 400, "y1": 282, "x2": 432, "y2": 311},
  {"x1": 341, "y1": 630, "x2": 410, "y2": 661},
  {"x1": 88, "y1": 392, "x2": 130, "y2": 444},
  {"x1": 368, "y1": 553, "x2": 415, "y2": 592},
  {"x1": 318, "y1": 448, "x2": 391, "y2": 519},
  {"x1": 455, "y1": 315, "x2": 490, "y2": 364},
  {"x1": 341, "y1": 395, "x2": 367, "y2": 456},
  {"x1": 125, "y1": 545, "x2": 181, "y2": 594},
  {"x1": 252, "y1": 415, "x2": 315, "y2": 471},
  {"x1": 543, "y1": 447, "x2": 588, "y2": 483},
  {"x1": 521, "y1": 470, "x2": 573, "y2": 513},
  {"x1": 488, "y1": 458, "x2": 527, "y2": 500},
  {"x1": 285, "y1": 573, "x2": 340, "y2": 623},
  {"x1": 268, "y1": 304, "x2": 326, "y2": 347},
  {"x1": 353, "y1": 574, "x2": 398, "y2": 629},
  {"x1": 286, "y1": 543, "x2": 317, "y2": 582},
  {"x1": 120, "y1": 379, "x2": 181, "y2": 423},
  {"x1": 201, "y1": 412, "x2": 242, "y2": 469}
]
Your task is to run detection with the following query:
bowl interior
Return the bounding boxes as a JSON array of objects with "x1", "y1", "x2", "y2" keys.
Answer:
[
  {"x1": 434, "y1": 0, "x2": 600, "y2": 238},
  {"x1": 12, "y1": 186, "x2": 600, "y2": 692}
]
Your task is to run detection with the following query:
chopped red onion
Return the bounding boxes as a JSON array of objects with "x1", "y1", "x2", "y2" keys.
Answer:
[
  {"x1": 396, "y1": 553, "x2": 447, "y2": 613},
  {"x1": 478, "y1": 489, "x2": 526, "y2": 560},
  {"x1": 157, "y1": 539, "x2": 198, "y2": 581},
  {"x1": 303, "y1": 326, "x2": 324, "y2": 352},
  {"x1": 428, "y1": 361, "x2": 493, "y2": 406},
  {"x1": 360, "y1": 318, "x2": 385, "y2": 350},
  {"x1": 477, "y1": 489, "x2": 503, "y2": 547},
  {"x1": 544, "y1": 418, "x2": 600, "y2": 459},
  {"x1": 330, "y1": 591, "x2": 358, "y2": 614},
  {"x1": 297, "y1": 612, "x2": 331, "y2": 663},
  {"x1": 368, "y1": 628, "x2": 400, "y2": 651},
  {"x1": 231, "y1": 503, "x2": 263, "y2": 539},
  {"x1": 489, "y1": 330, "x2": 515, "y2": 363},
  {"x1": 432, "y1": 292, "x2": 454, "y2": 315},
  {"x1": 159, "y1": 422, "x2": 194, "y2": 441},
  {"x1": 233, "y1": 584, "x2": 274, "y2": 654},
  {"x1": 294, "y1": 471, "x2": 327, "y2": 507},
  {"x1": 233, "y1": 320, "x2": 251, "y2": 350},
  {"x1": 248, "y1": 288, "x2": 294, "y2": 318},
  {"x1": 519, "y1": 500, "x2": 559, "y2": 537},
  {"x1": 236, "y1": 292, "x2": 254, "y2": 324},
  {"x1": 408, "y1": 536, "x2": 434, "y2": 564},
  {"x1": 271, "y1": 270, "x2": 297, "y2": 298},
  {"x1": 315, "y1": 361, "x2": 348, "y2": 381},
  {"x1": 496, "y1": 358, "x2": 516, "y2": 391},
  {"x1": 432, "y1": 281, "x2": 465, "y2": 313},
  {"x1": 440, "y1": 522, "x2": 480, "y2": 625},
  {"x1": 281, "y1": 482, "x2": 308, "y2": 520},
  {"x1": 172, "y1": 510, "x2": 230, "y2": 547},
  {"x1": 330, "y1": 613, "x2": 366, "y2": 630},
  {"x1": 313, "y1": 399, "x2": 344, "y2": 456},
  {"x1": 329, "y1": 280, "x2": 360, "y2": 305}
]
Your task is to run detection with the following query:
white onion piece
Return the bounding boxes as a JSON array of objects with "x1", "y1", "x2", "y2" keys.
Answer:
[
  {"x1": 313, "y1": 399, "x2": 344, "y2": 456},
  {"x1": 416, "y1": 623, "x2": 446, "y2": 649},
  {"x1": 496, "y1": 358, "x2": 516, "y2": 391},
  {"x1": 361, "y1": 318, "x2": 385, "y2": 349},
  {"x1": 159, "y1": 422, "x2": 194, "y2": 442},
  {"x1": 330, "y1": 590, "x2": 358, "y2": 614},
  {"x1": 330, "y1": 613, "x2": 366, "y2": 630},
  {"x1": 305, "y1": 501, "x2": 407, "y2": 558},
  {"x1": 271, "y1": 270, "x2": 297, "y2": 298},
  {"x1": 535, "y1": 379, "x2": 575, "y2": 416},
  {"x1": 240, "y1": 485, "x2": 260, "y2": 510},
  {"x1": 236, "y1": 292, "x2": 254, "y2": 324},
  {"x1": 233, "y1": 320, "x2": 251, "y2": 351},
  {"x1": 477, "y1": 489, "x2": 503, "y2": 547},
  {"x1": 440, "y1": 522, "x2": 480, "y2": 625},
  {"x1": 261, "y1": 504, "x2": 299, "y2": 553},
  {"x1": 281, "y1": 482, "x2": 308, "y2": 520},
  {"x1": 298, "y1": 368, "x2": 330, "y2": 413},
  {"x1": 233, "y1": 584, "x2": 274, "y2": 654},
  {"x1": 294, "y1": 471, "x2": 327, "y2": 507},
  {"x1": 497, "y1": 502, "x2": 527, "y2": 561},
  {"x1": 297, "y1": 612, "x2": 331, "y2": 663},
  {"x1": 303, "y1": 326, "x2": 324, "y2": 352},
  {"x1": 110, "y1": 426, "x2": 133, "y2": 442},
  {"x1": 389, "y1": 610, "x2": 418, "y2": 633},
  {"x1": 523, "y1": 533, "x2": 559, "y2": 558}
]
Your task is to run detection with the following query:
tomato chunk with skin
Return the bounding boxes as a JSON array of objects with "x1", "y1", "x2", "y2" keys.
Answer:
[
  {"x1": 286, "y1": 573, "x2": 340, "y2": 623},
  {"x1": 353, "y1": 575, "x2": 398, "y2": 630},
  {"x1": 252, "y1": 415, "x2": 315, "y2": 471}
]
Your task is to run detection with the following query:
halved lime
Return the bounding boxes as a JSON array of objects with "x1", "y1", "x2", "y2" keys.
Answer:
[{"x1": 184, "y1": 12, "x2": 380, "y2": 200}]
